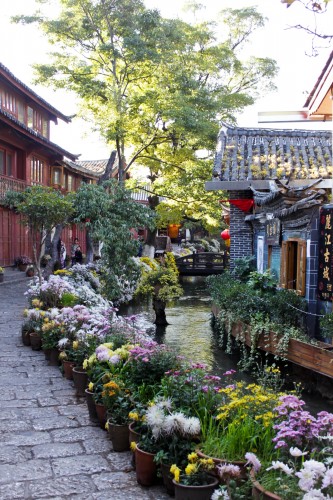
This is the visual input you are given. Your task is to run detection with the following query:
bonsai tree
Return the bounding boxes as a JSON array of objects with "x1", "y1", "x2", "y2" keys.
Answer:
[
  {"x1": 4, "y1": 186, "x2": 74, "y2": 284},
  {"x1": 135, "y1": 253, "x2": 183, "y2": 326}
]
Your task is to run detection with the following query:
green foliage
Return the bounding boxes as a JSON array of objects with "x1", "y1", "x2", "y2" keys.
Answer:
[
  {"x1": 319, "y1": 311, "x2": 333, "y2": 339},
  {"x1": 135, "y1": 253, "x2": 183, "y2": 304},
  {"x1": 15, "y1": 0, "x2": 278, "y2": 226},
  {"x1": 73, "y1": 180, "x2": 156, "y2": 302},
  {"x1": 59, "y1": 292, "x2": 79, "y2": 308},
  {"x1": 3, "y1": 186, "x2": 73, "y2": 284}
]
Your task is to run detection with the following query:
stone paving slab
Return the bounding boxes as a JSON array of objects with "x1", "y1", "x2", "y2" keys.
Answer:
[{"x1": 0, "y1": 278, "x2": 169, "y2": 499}]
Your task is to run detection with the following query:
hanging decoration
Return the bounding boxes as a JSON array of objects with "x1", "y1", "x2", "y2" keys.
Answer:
[
  {"x1": 219, "y1": 199, "x2": 254, "y2": 213},
  {"x1": 221, "y1": 229, "x2": 230, "y2": 240}
]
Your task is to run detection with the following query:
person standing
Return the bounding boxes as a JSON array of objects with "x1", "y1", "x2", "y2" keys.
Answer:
[
  {"x1": 74, "y1": 245, "x2": 83, "y2": 264},
  {"x1": 57, "y1": 238, "x2": 67, "y2": 269},
  {"x1": 71, "y1": 238, "x2": 79, "y2": 265}
]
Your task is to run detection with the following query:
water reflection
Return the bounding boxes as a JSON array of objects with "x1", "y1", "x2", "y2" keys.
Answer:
[{"x1": 120, "y1": 276, "x2": 245, "y2": 378}]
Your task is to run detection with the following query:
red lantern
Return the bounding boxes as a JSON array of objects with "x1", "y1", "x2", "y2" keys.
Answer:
[{"x1": 221, "y1": 229, "x2": 230, "y2": 240}]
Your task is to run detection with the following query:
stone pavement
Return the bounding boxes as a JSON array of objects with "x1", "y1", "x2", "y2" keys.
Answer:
[{"x1": 0, "y1": 269, "x2": 168, "y2": 499}]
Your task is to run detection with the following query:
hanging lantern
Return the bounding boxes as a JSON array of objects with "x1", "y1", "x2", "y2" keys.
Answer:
[{"x1": 221, "y1": 229, "x2": 230, "y2": 240}]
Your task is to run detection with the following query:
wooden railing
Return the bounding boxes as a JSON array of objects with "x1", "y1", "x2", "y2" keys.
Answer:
[
  {"x1": 175, "y1": 252, "x2": 228, "y2": 276},
  {"x1": 0, "y1": 175, "x2": 28, "y2": 201}
]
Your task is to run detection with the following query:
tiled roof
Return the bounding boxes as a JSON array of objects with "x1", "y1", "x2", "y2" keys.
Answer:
[
  {"x1": 75, "y1": 160, "x2": 109, "y2": 174},
  {"x1": 213, "y1": 123, "x2": 332, "y2": 183}
]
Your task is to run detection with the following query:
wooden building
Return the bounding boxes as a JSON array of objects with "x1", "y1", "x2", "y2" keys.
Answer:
[{"x1": 0, "y1": 63, "x2": 106, "y2": 266}]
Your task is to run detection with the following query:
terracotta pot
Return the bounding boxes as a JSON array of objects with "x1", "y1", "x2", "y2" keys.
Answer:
[
  {"x1": 21, "y1": 328, "x2": 31, "y2": 346},
  {"x1": 84, "y1": 389, "x2": 99, "y2": 423},
  {"x1": 128, "y1": 421, "x2": 142, "y2": 446},
  {"x1": 251, "y1": 471, "x2": 281, "y2": 500},
  {"x1": 160, "y1": 462, "x2": 175, "y2": 497},
  {"x1": 134, "y1": 445, "x2": 157, "y2": 486},
  {"x1": 196, "y1": 449, "x2": 248, "y2": 479},
  {"x1": 18, "y1": 263, "x2": 28, "y2": 272},
  {"x1": 173, "y1": 476, "x2": 219, "y2": 500},
  {"x1": 62, "y1": 360, "x2": 75, "y2": 380},
  {"x1": 43, "y1": 347, "x2": 51, "y2": 361},
  {"x1": 26, "y1": 269, "x2": 34, "y2": 277},
  {"x1": 107, "y1": 420, "x2": 130, "y2": 452},
  {"x1": 29, "y1": 332, "x2": 42, "y2": 351},
  {"x1": 48, "y1": 348, "x2": 61, "y2": 366},
  {"x1": 95, "y1": 402, "x2": 107, "y2": 429},
  {"x1": 72, "y1": 366, "x2": 88, "y2": 397}
]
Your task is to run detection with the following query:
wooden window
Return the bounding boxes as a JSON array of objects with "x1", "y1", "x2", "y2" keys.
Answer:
[
  {"x1": 280, "y1": 239, "x2": 306, "y2": 296},
  {"x1": 0, "y1": 146, "x2": 16, "y2": 177},
  {"x1": 66, "y1": 174, "x2": 74, "y2": 192},
  {"x1": 2, "y1": 91, "x2": 17, "y2": 116},
  {"x1": 30, "y1": 157, "x2": 44, "y2": 184},
  {"x1": 27, "y1": 106, "x2": 49, "y2": 138},
  {"x1": 52, "y1": 167, "x2": 62, "y2": 186}
]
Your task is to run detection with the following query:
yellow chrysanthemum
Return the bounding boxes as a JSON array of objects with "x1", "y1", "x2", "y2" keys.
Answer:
[
  {"x1": 88, "y1": 382, "x2": 94, "y2": 391},
  {"x1": 130, "y1": 441, "x2": 137, "y2": 452},
  {"x1": 185, "y1": 463, "x2": 197, "y2": 475},
  {"x1": 187, "y1": 452, "x2": 198, "y2": 463},
  {"x1": 72, "y1": 341, "x2": 79, "y2": 350},
  {"x1": 82, "y1": 359, "x2": 88, "y2": 370},
  {"x1": 128, "y1": 412, "x2": 139, "y2": 421}
]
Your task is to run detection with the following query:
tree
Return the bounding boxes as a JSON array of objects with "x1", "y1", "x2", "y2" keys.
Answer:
[
  {"x1": 73, "y1": 180, "x2": 156, "y2": 301},
  {"x1": 134, "y1": 253, "x2": 183, "y2": 325},
  {"x1": 3, "y1": 186, "x2": 74, "y2": 284},
  {"x1": 280, "y1": 0, "x2": 332, "y2": 52},
  {"x1": 14, "y1": 1, "x2": 278, "y2": 246}
]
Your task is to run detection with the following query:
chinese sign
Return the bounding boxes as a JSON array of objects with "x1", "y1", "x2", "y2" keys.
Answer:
[
  {"x1": 318, "y1": 206, "x2": 333, "y2": 301},
  {"x1": 266, "y1": 219, "x2": 281, "y2": 246}
]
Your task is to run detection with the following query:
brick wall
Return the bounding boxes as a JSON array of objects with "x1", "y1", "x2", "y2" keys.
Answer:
[{"x1": 229, "y1": 190, "x2": 253, "y2": 270}]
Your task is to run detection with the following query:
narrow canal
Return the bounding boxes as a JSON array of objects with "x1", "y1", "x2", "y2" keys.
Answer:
[
  {"x1": 121, "y1": 275, "x2": 330, "y2": 413},
  {"x1": 121, "y1": 276, "x2": 247, "y2": 379}
]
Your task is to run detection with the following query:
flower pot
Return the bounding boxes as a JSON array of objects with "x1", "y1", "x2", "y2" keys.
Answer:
[
  {"x1": 62, "y1": 360, "x2": 75, "y2": 380},
  {"x1": 48, "y1": 348, "x2": 61, "y2": 366},
  {"x1": 72, "y1": 366, "x2": 88, "y2": 397},
  {"x1": 129, "y1": 421, "x2": 142, "y2": 446},
  {"x1": 172, "y1": 476, "x2": 219, "y2": 500},
  {"x1": 134, "y1": 445, "x2": 157, "y2": 487},
  {"x1": 26, "y1": 268, "x2": 34, "y2": 277},
  {"x1": 0, "y1": 274, "x2": 4, "y2": 283},
  {"x1": 196, "y1": 449, "x2": 248, "y2": 480},
  {"x1": 43, "y1": 347, "x2": 51, "y2": 361},
  {"x1": 107, "y1": 420, "x2": 130, "y2": 452},
  {"x1": 18, "y1": 263, "x2": 28, "y2": 272},
  {"x1": 251, "y1": 479, "x2": 282, "y2": 499},
  {"x1": 21, "y1": 328, "x2": 31, "y2": 346},
  {"x1": 29, "y1": 332, "x2": 42, "y2": 351},
  {"x1": 95, "y1": 402, "x2": 107, "y2": 429},
  {"x1": 84, "y1": 389, "x2": 99, "y2": 423},
  {"x1": 160, "y1": 462, "x2": 175, "y2": 497}
]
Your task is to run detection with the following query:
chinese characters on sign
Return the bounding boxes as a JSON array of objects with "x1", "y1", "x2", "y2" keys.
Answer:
[
  {"x1": 318, "y1": 206, "x2": 333, "y2": 301},
  {"x1": 266, "y1": 219, "x2": 281, "y2": 246}
]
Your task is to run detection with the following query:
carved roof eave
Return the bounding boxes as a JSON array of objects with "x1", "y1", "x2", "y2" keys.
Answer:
[
  {"x1": 205, "y1": 178, "x2": 333, "y2": 192},
  {"x1": 245, "y1": 198, "x2": 324, "y2": 222}
]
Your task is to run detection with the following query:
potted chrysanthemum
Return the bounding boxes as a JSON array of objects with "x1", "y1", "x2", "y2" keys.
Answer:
[
  {"x1": 170, "y1": 452, "x2": 219, "y2": 500},
  {"x1": 0, "y1": 267, "x2": 4, "y2": 283}
]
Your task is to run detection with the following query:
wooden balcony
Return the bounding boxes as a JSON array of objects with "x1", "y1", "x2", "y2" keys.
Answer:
[{"x1": 0, "y1": 175, "x2": 28, "y2": 202}]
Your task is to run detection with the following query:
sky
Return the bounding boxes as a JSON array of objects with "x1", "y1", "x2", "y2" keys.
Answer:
[{"x1": 0, "y1": 0, "x2": 332, "y2": 160}]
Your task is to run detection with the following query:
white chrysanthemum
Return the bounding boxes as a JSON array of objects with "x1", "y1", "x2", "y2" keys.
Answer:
[
  {"x1": 322, "y1": 466, "x2": 333, "y2": 488},
  {"x1": 58, "y1": 337, "x2": 69, "y2": 348},
  {"x1": 182, "y1": 416, "x2": 201, "y2": 436},
  {"x1": 211, "y1": 488, "x2": 230, "y2": 500},
  {"x1": 302, "y1": 490, "x2": 326, "y2": 500},
  {"x1": 302, "y1": 460, "x2": 326, "y2": 478},
  {"x1": 289, "y1": 447, "x2": 308, "y2": 457},
  {"x1": 266, "y1": 461, "x2": 293, "y2": 475},
  {"x1": 217, "y1": 463, "x2": 241, "y2": 478},
  {"x1": 146, "y1": 406, "x2": 165, "y2": 439},
  {"x1": 168, "y1": 412, "x2": 187, "y2": 433},
  {"x1": 163, "y1": 414, "x2": 177, "y2": 435}
]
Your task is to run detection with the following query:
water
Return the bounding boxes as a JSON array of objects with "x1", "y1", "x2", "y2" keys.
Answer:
[{"x1": 120, "y1": 275, "x2": 245, "y2": 377}]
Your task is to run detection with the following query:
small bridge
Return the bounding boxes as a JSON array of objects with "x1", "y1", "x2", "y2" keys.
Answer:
[{"x1": 175, "y1": 252, "x2": 228, "y2": 276}]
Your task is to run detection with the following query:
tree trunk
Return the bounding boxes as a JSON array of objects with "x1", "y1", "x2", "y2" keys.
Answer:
[
  {"x1": 152, "y1": 297, "x2": 168, "y2": 326},
  {"x1": 86, "y1": 230, "x2": 94, "y2": 264},
  {"x1": 44, "y1": 224, "x2": 63, "y2": 278}
]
